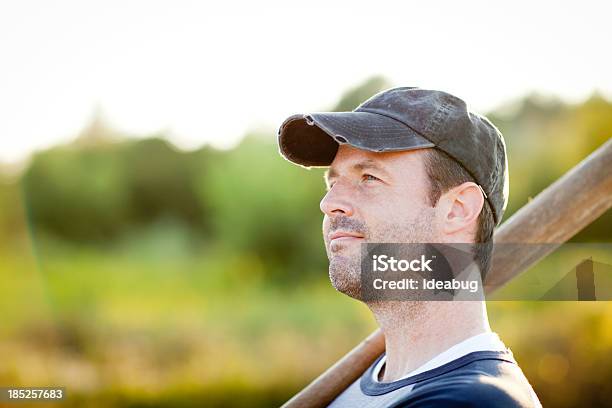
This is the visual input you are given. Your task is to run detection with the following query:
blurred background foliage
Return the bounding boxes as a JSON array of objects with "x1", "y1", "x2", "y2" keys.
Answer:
[{"x1": 0, "y1": 78, "x2": 611, "y2": 407}]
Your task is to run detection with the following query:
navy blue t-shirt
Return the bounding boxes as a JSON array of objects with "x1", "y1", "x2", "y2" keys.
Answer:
[{"x1": 328, "y1": 350, "x2": 541, "y2": 407}]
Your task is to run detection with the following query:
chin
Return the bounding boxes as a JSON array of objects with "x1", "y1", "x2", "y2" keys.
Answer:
[
  {"x1": 328, "y1": 239, "x2": 362, "y2": 257},
  {"x1": 328, "y1": 255, "x2": 362, "y2": 300}
]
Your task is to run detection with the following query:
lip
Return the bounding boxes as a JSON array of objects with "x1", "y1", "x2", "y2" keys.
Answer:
[{"x1": 329, "y1": 231, "x2": 365, "y2": 243}]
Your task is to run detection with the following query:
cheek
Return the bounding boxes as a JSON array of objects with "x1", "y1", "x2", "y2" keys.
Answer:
[
  {"x1": 362, "y1": 188, "x2": 418, "y2": 217},
  {"x1": 362, "y1": 191, "x2": 431, "y2": 231},
  {"x1": 356, "y1": 201, "x2": 396, "y2": 236}
]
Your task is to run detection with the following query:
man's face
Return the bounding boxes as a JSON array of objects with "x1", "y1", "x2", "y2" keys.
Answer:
[{"x1": 321, "y1": 145, "x2": 440, "y2": 299}]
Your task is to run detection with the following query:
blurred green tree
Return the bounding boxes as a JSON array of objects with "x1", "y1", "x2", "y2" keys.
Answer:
[{"x1": 332, "y1": 76, "x2": 391, "y2": 111}]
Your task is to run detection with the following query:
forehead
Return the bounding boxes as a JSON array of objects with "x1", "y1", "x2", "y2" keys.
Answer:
[{"x1": 325, "y1": 144, "x2": 428, "y2": 179}]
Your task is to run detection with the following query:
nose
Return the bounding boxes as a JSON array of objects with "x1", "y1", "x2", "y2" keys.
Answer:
[{"x1": 320, "y1": 183, "x2": 355, "y2": 217}]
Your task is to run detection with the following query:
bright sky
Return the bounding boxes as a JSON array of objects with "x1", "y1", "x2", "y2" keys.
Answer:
[{"x1": 1, "y1": 0, "x2": 610, "y2": 163}]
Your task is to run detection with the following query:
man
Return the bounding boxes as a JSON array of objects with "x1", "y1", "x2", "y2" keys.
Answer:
[{"x1": 277, "y1": 87, "x2": 541, "y2": 407}]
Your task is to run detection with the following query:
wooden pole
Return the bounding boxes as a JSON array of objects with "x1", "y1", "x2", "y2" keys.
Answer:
[{"x1": 282, "y1": 138, "x2": 612, "y2": 408}]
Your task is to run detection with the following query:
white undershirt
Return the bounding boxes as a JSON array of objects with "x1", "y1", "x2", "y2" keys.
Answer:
[{"x1": 373, "y1": 332, "x2": 508, "y2": 383}]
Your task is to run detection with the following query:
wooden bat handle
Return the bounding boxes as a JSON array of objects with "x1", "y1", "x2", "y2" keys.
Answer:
[{"x1": 282, "y1": 138, "x2": 612, "y2": 408}]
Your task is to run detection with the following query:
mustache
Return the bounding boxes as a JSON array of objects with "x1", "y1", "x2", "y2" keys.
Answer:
[{"x1": 328, "y1": 216, "x2": 368, "y2": 237}]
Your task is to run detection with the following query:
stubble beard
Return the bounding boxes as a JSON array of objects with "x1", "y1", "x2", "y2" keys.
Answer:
[{"x1": 327, "y1": 207, "x2": 436, "y2": 301}]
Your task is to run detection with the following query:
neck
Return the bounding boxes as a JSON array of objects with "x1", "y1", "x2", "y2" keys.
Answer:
[{"x1": 368, "y1": 300, "x2": 491, "y2": 382}]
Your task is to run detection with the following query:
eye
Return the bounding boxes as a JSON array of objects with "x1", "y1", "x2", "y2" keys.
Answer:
[{"x1": 362, "y1": 174, "x2": 381, "y2": 183}]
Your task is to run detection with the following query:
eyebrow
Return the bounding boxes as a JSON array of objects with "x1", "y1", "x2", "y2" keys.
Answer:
[{"x1": 324, "y1": 159, "x2": 390, "y2": 184}]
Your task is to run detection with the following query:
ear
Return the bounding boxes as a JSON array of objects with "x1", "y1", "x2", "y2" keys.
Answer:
[{"x1": 439, "y1": 182, "x2": 484, "y2": 236}]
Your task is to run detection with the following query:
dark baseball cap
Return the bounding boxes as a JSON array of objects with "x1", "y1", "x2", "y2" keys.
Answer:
[{"x1": 277, "y1": 87, "x2": 509, "y2": 225}]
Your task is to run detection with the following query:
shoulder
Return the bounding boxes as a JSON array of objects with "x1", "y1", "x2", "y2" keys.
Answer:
[{"x1": 394, "y1": 359, "x2": 541, "y2": 408}]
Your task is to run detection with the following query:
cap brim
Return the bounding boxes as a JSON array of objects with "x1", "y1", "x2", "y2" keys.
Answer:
[{"x1": 278, "y1": 111, "x2": 435, "y2": 167}]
